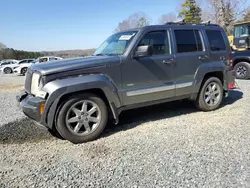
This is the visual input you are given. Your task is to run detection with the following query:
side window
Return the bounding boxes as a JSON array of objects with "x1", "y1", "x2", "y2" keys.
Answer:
[
  {"x1": 138, "y1": 30, "x2": 170, "y2": 56},
  {"x1": 19, "y1": 60, "x2": 27, "y2": 64},
  {"x1": 2, "y1": 62, "x2": 10, "y2": 65},
  {"x1": 174, "y1": 30, "x2": 203, "y2": 53},
  {"x1": 206, "y1": 30, "x2": 226, "y2": 51},
  {"x1": 49, "y1": 57, "x2": 57, "y2": 61}
]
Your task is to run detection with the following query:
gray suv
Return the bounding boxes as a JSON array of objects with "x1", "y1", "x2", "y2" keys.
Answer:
[{"x1": 17, "y1": 23, "x2": 235, "y2": 143}]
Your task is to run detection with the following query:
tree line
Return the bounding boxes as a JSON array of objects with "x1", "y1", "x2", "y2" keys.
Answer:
[
  {"x1": 0, "y1": 43, "x2": 43, "y2": 60},
  {"x1": 114, "y1": 0, "x2": 250, "y2": 35}
]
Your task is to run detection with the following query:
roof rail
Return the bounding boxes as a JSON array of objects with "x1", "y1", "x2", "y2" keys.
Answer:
[
  {"x1": 165, "y1": 19, "x2": 186, "y2": 25},
  {"x1": 165, "y1": 19, "x2": 220, "y2": 27}
]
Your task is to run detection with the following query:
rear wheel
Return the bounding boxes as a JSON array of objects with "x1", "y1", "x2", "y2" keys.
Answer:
[
  {"x1": 196, "y1": 77, "x2": 223, "y2": 111},
  {"x1": 55, "y1": 93, "x2": 108, "y2": 144},
  {"x1": 234, "y1": 62, "x2": 250, "y2": 79},
  {"x1": 21, "y1": 67, "x2": 27, "y2": 75},
  {"x1": 4, "y1": 67, "x2": 12, "y2": 74}
]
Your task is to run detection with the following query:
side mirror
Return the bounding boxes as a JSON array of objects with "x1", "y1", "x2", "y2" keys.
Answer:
[{"x1": 134, "y1": 45, "x2": 153, "y2": 58}]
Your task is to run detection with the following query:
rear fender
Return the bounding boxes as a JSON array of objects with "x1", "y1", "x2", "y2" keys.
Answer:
[{"x1": 190, "y1": 62, "x2": 227, "y2": 100}]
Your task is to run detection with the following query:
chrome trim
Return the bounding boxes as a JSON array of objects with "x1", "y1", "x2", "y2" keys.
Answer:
[
  {"x1": 176, "y1": 81, "x2": 193, "y2": 89},
  {"x1": 126, "y1": 85, "x2": 175, "y2": 96}
]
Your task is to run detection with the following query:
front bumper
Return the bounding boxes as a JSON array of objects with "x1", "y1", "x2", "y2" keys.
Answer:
[
  {"x1": 13, "y1": 68, "x2": 21, "y2": 74},
  {"x1": 16, "y1": 90, "x2": 47, "y2": 128}
]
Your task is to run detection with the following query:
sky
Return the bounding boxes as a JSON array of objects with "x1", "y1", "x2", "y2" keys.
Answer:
[
  {"x1": 0, "y1": 0, "x2": 183, "y2": 51},
  {"x1": 1, "y1": 0, "x2": 249, "y2": 52}
]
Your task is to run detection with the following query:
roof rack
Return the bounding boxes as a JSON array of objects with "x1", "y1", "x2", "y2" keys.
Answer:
[{"x1": 165, "y1": 19, "x2": 220, "y2": 27}]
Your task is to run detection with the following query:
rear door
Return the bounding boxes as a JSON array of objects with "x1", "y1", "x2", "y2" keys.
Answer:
[
  {"x1": 205, "y1": 29, "x2": 229, "y2": 68},
  {"x1": 172, "y1": 29, "x2": 209, "y2": 96}
]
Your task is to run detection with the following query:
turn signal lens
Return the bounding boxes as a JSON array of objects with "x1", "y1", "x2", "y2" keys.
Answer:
[{"x1": 40, "y1": 104, "x2": 45, "y2": 115}]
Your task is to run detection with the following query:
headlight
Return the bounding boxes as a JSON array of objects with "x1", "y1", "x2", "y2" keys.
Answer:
[{"x1": 31, "y1": 72, "x2": 47, "y2": 98}]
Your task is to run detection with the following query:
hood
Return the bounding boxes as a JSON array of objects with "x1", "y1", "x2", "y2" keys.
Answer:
[{"x1": 30, "y1": 56, "x2": 121, "y2": 76}]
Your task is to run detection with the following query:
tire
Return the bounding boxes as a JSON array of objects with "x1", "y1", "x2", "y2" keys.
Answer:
[
  {"x1": 55, "y1": 93, "x2": 108, "y2": 144},
  {"x1": 4, "y1": 67, "x2": 12, "y2": 74},
  {"x1": 48, "y1": 128, "x2": 64, "y2": 140},
  {"x1": 196, "y1": 77, "x2": 223, "y2": 111},
  {"x1": 234, "y1": 62, "x2": 250, "y2": 79},
  {"x1": 21, "y1": 67, "x2": 27, "y2": 75}
]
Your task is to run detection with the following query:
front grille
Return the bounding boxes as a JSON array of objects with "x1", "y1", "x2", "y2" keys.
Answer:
[{"x1": 25, "y1": 70, "x2": 32, "y2": 93}]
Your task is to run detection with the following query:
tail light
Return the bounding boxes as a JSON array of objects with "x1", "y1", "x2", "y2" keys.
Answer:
[
  {"x1": 228, "y1": 52, "x2": 233, "y2": 70},
  {"x1": 229, "y1": 81, "x2": 236, "y2": 89}
]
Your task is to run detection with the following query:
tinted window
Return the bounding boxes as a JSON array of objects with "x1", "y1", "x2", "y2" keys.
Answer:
[
  {"x1": 206, "y1": 30, "x2": 226, "y2": 51},
  {"x1": 175, "y1": 30, "x2": 203, "y2": 53},
  {"x1": 1, "y1": 62, "x2": 11, "y2": 65},
  {"x1": 138, "y1": 30, "x2": 170, "y2": 56},
  {"x1": 49, "y1": 57, "x2": 58, "y2": 61},
  {"x1": 19, "y1": 60, "x2": 27, "y2": 64}
]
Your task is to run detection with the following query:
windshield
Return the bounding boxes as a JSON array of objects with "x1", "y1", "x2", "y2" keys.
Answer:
[
  {"x1": 93, "y1": 31, "x2": 138, "y2": 56},
  {"x1": 234, "y1": 24, "x2": 249, "y2": 38}
]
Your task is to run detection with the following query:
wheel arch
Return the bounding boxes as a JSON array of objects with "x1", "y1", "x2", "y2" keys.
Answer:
[
  {"x1": 41, "y1": 74, "x2": 121, "y2": 129},
  {"x1": 233, "y1": 58, "x2": 250, "y2": 67},
  {"x1": 191, "y1": 62, "x2": 227, "y2": 101}
]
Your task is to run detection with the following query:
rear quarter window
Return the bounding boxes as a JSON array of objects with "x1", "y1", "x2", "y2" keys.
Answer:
[{"x1": 206, "y1": 30, "x2": 226, "y2": 51}]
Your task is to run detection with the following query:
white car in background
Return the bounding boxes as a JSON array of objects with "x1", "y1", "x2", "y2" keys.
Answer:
[
  {"x1": 13, "y1": 56, "x2": 63, "y2": 75},
  {"x1": 0, "y1": 59, "x2": 20, "y2": 74},
  {"x1": 0, "y1": 59, "x2": 34, "y2": 74}
]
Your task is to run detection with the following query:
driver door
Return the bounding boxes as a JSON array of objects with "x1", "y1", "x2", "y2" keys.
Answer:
[{"x1": 121, "y1": 29, "x2": 176, "y2": 106}]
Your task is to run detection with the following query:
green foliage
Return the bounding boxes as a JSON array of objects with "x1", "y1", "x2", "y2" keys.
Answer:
[
  {"x1": 179, "y1": 0, "x2": 202, "y2": 24},
  {"x1": 0, "y1": 47, "x2": 43, "y2": 60}
]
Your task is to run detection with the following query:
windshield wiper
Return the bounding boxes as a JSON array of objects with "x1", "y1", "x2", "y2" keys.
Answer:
[{"x1": 94, "y1": 53, "x2": 106, "y2": 56}]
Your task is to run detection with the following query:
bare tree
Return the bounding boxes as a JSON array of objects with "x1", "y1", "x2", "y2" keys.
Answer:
[
  {"x1": 158, "y1": 12, "x2": 177, "y2": 24},
  {"x1": 242, "y1": 7, "x2": 250, "y2": 21},
  {"x1": 114, "y1": 12, "x2": 151, "y2": 32},
  {"x1": 202, "y1": 0, "x2": 248, "y2": 33},
  {"x1": 0, "y1": 42, "x2": 7, "y2": 50}
]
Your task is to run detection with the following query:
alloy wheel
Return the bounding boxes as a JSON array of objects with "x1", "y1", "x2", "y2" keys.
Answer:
[
  {"x1": 65, "y1": 100, "x2": 101, "y2": 136},
  {"x1": 236, "y1": 65, "x2": 247, "y2": 77},
  {"x1": 204, "y1": 82, "x2": 221, "y2": 107}
]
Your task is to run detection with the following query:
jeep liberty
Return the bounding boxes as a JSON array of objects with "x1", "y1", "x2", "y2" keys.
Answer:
[{"x1": 17, "y1": 22, "x2": 235, "y2": 143}]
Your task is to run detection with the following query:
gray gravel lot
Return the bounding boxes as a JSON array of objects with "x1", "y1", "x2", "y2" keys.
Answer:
[{"x1": 0, "y1": 74, "x2": 250, "y2": 187}]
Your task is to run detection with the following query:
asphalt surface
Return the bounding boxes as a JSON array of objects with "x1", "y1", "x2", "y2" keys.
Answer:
[{"x1": 0, "y1": 74, "x2": 249, "y2": 187}]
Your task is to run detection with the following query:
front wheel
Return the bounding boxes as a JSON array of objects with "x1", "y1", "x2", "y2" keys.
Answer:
[
  {"x1": 55, "y1": 93, "x2": 108, "y2": 144},
  {"x1": 196, "y1": 77, "x2": 223, "y2": 111}
]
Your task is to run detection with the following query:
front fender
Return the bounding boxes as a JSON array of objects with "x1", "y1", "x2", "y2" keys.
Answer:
[{"x1": 40, "y1": 74, "x2": 121, "y2": 129}]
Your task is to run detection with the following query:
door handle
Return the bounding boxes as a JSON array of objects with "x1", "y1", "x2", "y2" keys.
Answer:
[
  {"x1": 199, "y1": 55, "x2": 209, "y2": 61},
  {"x1": 163, "y1": 59, "x2": 175, "y2": 65},
  {"x1": 220, "y1": 56, "x2": 226, "y2": 62}
]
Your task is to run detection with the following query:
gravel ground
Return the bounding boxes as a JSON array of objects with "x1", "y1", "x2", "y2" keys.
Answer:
[{"x1": 0, "y1": 75, "x2": 250, "y2": 187}]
